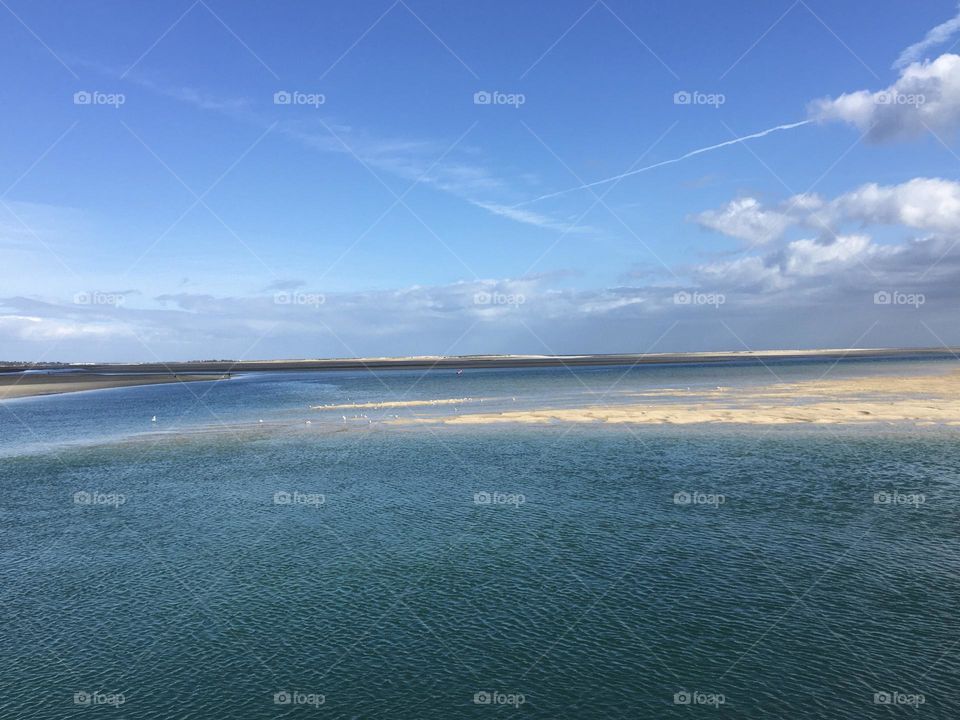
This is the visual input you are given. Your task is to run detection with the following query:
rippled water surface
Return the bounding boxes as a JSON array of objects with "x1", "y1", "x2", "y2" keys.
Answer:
[{"x1": 2, "y1": 359, "x2": 958, "y2": 718}]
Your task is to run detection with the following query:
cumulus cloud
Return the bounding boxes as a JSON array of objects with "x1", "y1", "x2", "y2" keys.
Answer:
[
  {"x1": 810, "y1": 53, "x2": 960, "y2": 141},
  {"x1": 782, "y1": 235, "x2": 875, "y2": 277},
  {"x1": 686, "y1": 175, "x2": 960, "y2": 308},
  {"x1": 696, "y1": 255, "x2": 790, "y2": 293},
  {"x1": 835, "y1": 177, "x2": 960, "y2": 233},
  {"x1": 696, "y1": 177, "x2": 960, "y2": 242},
  {"x1": 693, "y1": 234, "x2": 881, "y2": 292},
  {"x1": 694, "y1": 197, "x2": 794, "y2": 245}
]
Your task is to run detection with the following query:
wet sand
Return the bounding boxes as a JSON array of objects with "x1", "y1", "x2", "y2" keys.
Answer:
[
  {"x1": 395, "y1": 368, "x2": 960, "y2": 427},
  {"x1": 0, "y1": 373, "x2": 229, "y2": 400}
]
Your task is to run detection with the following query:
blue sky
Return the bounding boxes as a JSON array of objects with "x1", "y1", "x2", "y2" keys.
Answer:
[{"x1": 3, "y1": 0, "x2": 960, "y2": 361}]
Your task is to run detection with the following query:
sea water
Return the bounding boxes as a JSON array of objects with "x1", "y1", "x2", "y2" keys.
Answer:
[{"x1": 1, "y1": 357, "x2": 958, "y2": 718}]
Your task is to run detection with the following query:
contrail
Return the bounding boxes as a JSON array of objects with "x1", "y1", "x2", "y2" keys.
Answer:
[{"x1": 514, "y1": 119, "x2": 812, "y2": 207}]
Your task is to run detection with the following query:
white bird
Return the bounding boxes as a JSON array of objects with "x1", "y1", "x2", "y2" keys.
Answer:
[
  {"x1": 259, "y1": 419, "x2": 263, "y2": 423},
  {"x1": 151, "y1": 416, "x2": 157, "y2": 423},
  {"x1": 306, "y1": 420, "x2": 312, "y2": 425},
  {"x1": 342, "y1": 415, "x2": 347, "y2": 422}
]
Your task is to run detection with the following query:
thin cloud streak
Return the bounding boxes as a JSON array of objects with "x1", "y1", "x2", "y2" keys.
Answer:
[{"x1": 514, "y1": 120, "x2": 813, "y2": 207}]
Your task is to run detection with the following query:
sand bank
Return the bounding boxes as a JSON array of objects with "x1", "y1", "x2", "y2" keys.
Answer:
[
  {"x1": 395, "y1": 369, "x2": 960, "y2": 427},
  {"x1": 311, "y1": 397, "x2": 483, "y2": 410},
  {"x1": 0, "y1": 373, "x2": 228, "y2": 400}
]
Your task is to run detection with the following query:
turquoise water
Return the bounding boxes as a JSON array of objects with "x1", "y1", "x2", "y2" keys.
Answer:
[{"x1": 2, "y1": 358, "x2": 959, "y2": 718}]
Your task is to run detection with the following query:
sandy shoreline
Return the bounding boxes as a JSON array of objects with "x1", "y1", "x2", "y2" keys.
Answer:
[
  {"x1": 394, "y1": 369, "x2": 960, "y2": 427},
  {"x1": 0, "y1": 373, "x2": 229, "y2": 400}
]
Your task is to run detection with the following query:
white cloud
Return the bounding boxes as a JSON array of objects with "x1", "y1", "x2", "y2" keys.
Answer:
[
  {"x1": 783, "y1": 234, "x2": 874, "y2": 276},
  {"x1": 0, "y1": 315, "x2": 131, "y2": 340},
  {"x1": 696, "y1": 255, "x2": 790, "y2": 292},
  {"x1": 835, "y1": 177, "x2": 960, "y2": 233},
  {"x1": 696, "y1": 177, "x2": 960, "y2": 241},
  {"x1": 810, "y1": 53, "x2": 960, "y2": 141},
  {"x1": 693, "y1": 234, "x2": 891, "y2": 296},
  {"x1": 694, "y1": 197, "x2": 793, "y2": 245},
  {"x1": 894, "y1": 3, "x2": 960, "y2": 70}
]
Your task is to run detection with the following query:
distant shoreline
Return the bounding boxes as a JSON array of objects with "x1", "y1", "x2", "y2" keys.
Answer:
[
  {"x1": 1, "y1": 348, "x2": 956, "y2": 400},
  {"x1": 0, "y1": 373, "x2": 228, "y2": 400},
  {"x1": 1, "y1": 347, "x2": 956, "y2": 376}
]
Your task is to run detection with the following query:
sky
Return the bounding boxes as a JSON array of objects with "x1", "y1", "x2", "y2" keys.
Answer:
[{"x1": 3, "y1": 0, "x2": 960, "y2": 361}]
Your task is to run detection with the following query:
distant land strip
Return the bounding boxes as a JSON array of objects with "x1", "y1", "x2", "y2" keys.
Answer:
[{"x1": 1, "y1": 347, "x2": 957, "y2": 375}]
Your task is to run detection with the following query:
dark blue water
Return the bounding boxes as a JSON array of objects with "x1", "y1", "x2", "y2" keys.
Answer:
[{"x1": 1, "y1": 361, "x2": 958, "y2": 718}]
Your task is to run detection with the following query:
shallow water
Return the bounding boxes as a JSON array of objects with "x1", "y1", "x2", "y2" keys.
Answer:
[{"x1": 1, "y1": 357, "x2": 958, "y2": 718}]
